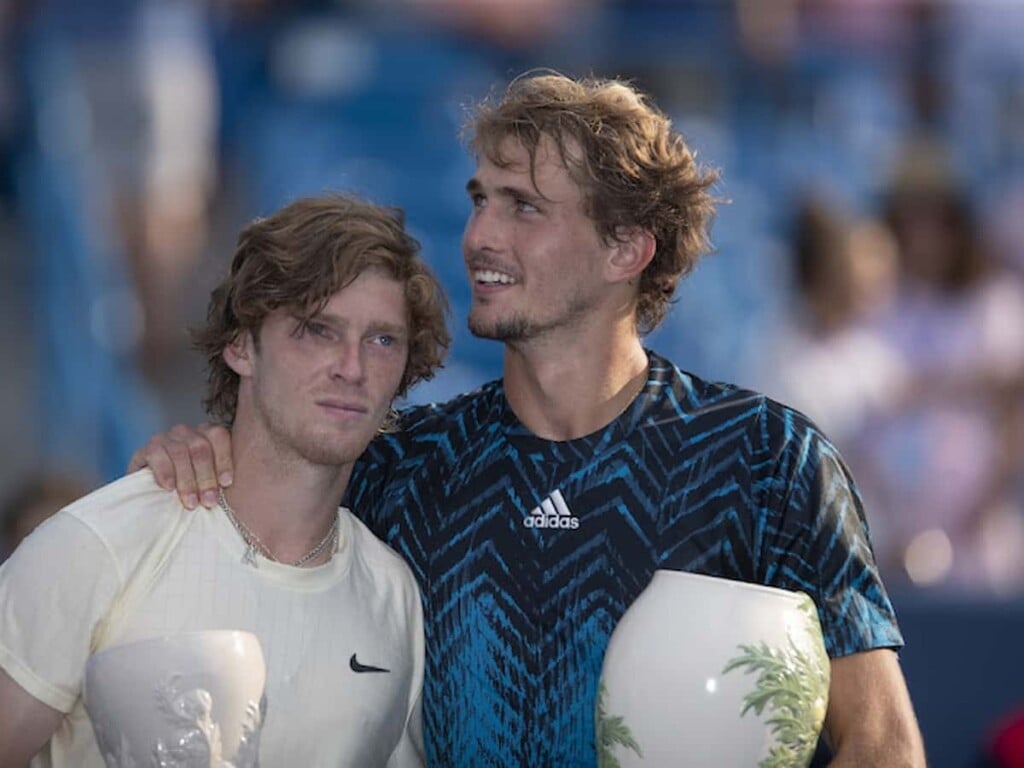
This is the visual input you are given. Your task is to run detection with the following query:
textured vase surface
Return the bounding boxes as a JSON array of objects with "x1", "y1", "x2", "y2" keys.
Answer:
[
  {"x1": 597, "y1": 570, "x2": 830, "y2": 768},
  {"x1": 84, "y1": 630, "x2": 267, "y2": 768}
]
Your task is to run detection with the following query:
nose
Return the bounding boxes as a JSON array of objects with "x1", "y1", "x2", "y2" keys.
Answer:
[
  {"x1": 330, "y1": 338, "x2": 366, "y2": 385},
  {"x1": 463, "y1": 204, "x2": 502, "y2": 258}
]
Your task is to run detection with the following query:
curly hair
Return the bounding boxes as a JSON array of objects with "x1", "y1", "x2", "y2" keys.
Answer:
[
  {"x1": 193, "y1": 194, "x2": 450, "y2": 424},
  {"x1": 467, "y1": 72, "x2": 720, "y2": 333}
]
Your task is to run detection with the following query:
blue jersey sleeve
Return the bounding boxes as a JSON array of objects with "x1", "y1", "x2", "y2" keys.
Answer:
[{"x1": 754, "y1": 402, "x2": 904, "y2": 657}]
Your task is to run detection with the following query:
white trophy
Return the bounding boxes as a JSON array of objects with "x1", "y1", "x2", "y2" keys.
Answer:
[
  {"x1": 84, "y1": 630, "x2": 267, "y2": 768},
  {"x1": 597, "y1": 570, "x2": 830, "y2": 767}
]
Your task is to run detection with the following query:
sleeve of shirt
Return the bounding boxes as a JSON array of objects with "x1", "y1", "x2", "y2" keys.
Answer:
[
  {"x1": 755, "y1": 402, "x2": 904, "y2": 658},
  {"x1": 386, "y1": 687, "x2": 424, "y2": 768},
  {"x1": 0, "y1": 512, "x2": 121, "y2": 712},
  {"x1": 385, "y1": 565, "x2": 426, "y2": 768}
]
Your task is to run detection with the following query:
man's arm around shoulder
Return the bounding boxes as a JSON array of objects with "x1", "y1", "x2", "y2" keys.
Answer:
[
  {"x1": 0, "y1": 666, "x2": 62, "y2": 767},
  {"x1": 825, "y1": 648, "x2": 926, "y2": 767}
]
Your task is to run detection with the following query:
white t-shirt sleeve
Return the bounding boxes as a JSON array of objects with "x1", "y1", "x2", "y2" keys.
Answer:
[
  {"x1": 386, "y1": 686, "x2": 425, "y2": 768},
  {"x1": 0, "y1": 512, "x2": 121, "y2": 713},
  {"x1": 385, "y1": 556, "x2": 426, "y2": 768}
]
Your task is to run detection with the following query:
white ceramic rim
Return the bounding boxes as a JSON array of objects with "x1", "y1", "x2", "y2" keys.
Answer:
[
  {"x1": 652, "y1": 568, "x2": 812, "y2": 604},
  {"x1": 89, "y1": 629, "x2": 261, "y2": 664}
]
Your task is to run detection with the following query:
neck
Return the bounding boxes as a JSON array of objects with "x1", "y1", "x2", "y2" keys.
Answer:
[
  {"x1": 502, "y1": 316, "x2": 648, "y2": 441},
  {"x1": 222, "y1": 421, "x2": 352, "y2": 564}
]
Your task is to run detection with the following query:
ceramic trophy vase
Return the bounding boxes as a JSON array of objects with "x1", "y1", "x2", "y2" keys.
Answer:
[
  {"x1": 84, "y1": 630, "x2": 267, "y2": 768},
  {"x1": 597, "y1": 570, "x2": 830, "y2": 767}
]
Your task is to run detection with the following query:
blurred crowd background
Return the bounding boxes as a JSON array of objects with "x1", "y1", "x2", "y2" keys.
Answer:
[{"x1": 1, "y1": 0, "x2": 1023, "y2": 764}]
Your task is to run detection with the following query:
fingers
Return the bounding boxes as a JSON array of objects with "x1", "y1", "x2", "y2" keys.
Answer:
[
  {"x1": 163, "y1": 425, "x2": 206, "y2": 509},
  {"x1": 196, "y1": 422, "x2": 233, "y2": 507},
  {"x1": 127, "y1": 433, "x2": 181, "y2": 492},
  {"x1": 125, "y1": 424, "x2": 233, "y2": 510}
]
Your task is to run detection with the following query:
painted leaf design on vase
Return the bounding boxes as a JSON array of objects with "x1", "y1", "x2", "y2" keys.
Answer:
[
  {"x1": 722, "y1": 595, "x2": 830, "y2": 768},
  {"x1": 595, "y1": 681, "x2": 643, "y2": 768}
]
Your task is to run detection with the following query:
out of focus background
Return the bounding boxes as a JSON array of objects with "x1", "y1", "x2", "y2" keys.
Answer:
[{"x1": 1, "y1": 0, "x2": 1022, "y2": 764}]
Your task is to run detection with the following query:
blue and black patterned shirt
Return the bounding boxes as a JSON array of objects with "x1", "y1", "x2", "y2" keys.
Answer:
[{"x1": 346, "y1": 349, "x2": 902, "y2": 767}]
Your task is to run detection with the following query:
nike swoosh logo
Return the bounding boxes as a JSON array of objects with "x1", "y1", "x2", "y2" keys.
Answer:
[{"x1": 349, "y1": 653, "x2": 390, "y2": 673}]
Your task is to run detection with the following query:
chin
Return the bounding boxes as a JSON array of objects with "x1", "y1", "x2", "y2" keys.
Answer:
[
  {"x1": 468, "y1": 314, "x2": 532, "y2": 342},
  {"x1": 294, "y1": 434, "x2": 367, "y2": 467},
  {"x1": 305, "y1": 449, "x2": 362, "y2": 468}
]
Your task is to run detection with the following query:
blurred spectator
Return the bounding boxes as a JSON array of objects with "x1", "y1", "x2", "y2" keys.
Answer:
[
  {"x1": 752, "y1": 195, "x2": 913, "y2": 582},
  {"x1": 757, "y1": 195, "x2": 904, "y2": 447},
  {"x1": 1, "y1": 473, "x2": 92, "y2": 562},
  {"x1": 862, "y1": 139, "x2": 1024, "y2": 594},
  {"x1": 132, "y1": 0, "x2": 219, "y2": 375},
  {"x1": 402, "y1": 0, "x2": 600, "y2": 51},
  {"x1": 23, "y1": 0, "x2": 219, "y2": 378}
]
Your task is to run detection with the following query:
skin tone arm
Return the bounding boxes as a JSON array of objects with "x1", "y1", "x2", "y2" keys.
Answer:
[
  {"x1": 824, "y1": 649, "x2": 926, "y2": 767},
  {"x1": 0, "y1": 668, "x2": 63, "y2": 768}
]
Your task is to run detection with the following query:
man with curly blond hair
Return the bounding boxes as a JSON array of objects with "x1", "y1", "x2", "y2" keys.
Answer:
[
  {"x1": 0, "y1": 195, "x2": 449, "y2": 767},
  {"x1": 130, "y1": 73, "x2": 923, "y2": 766}
]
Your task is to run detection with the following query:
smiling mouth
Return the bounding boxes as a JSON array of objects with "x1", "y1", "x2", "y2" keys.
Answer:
[{"x1": 472, "y1": 269, "x2": 518, "y2": 286}]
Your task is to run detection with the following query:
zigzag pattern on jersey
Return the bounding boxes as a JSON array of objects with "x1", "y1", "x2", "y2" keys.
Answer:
[{"x1": 347, "y1": 351, "x2": 902, "y2": 767}]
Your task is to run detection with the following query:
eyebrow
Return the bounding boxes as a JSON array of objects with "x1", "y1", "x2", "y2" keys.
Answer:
[
  {"x1": 466, "y1": 177, "x2": 545, "y2": 205},
  {"x1": 366, "y1": 320, "x2": 409, "y2": 337},
  {"x1": 306, "y1": 311, "x2": 409, "y2": 337}
]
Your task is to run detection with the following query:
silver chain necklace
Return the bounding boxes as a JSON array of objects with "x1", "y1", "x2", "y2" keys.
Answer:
[{"x1": 217, "y1": 488, "x2": 338, "y2": 568}]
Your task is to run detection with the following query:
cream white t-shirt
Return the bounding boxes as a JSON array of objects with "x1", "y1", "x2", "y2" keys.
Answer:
[{"x1": 0, "y1": 470, "x2": 424, "y2": 767}]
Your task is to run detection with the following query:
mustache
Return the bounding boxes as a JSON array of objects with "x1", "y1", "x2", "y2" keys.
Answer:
[{"x1": 465, "y1": 253, "x2": 519, "y2": 275}]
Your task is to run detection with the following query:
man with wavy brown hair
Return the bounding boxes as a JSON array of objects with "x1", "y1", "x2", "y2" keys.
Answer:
[
  {"x1": 130, "y1": 73, "x2": 923, "y2": 767},
  {"x1": 0, "y1": 194, "x2": 448, "y2": 767},
  {"x1": 193, "y1": 194, "x2": 449, "y2": 432},
  {"x1": 467, "y1": 74, "x2": 718, "y2": 337}
]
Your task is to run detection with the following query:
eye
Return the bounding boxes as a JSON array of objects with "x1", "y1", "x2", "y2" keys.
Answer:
[
  {"x1": 470, "y1": 192, "x2": 486, "y2": 209},
  {"x1": 514, "y1": 198, "x2": 539, "y2": 214},
  {"x1": 372, "y1": 334, "x2": 399, "y2": 348},
  {"x1": 296, "y1": 319, "x2": 336, "y2": 341}
]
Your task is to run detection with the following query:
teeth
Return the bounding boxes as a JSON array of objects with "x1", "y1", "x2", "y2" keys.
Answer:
[{"x1": 474, "y1": 270, "x2": 516, "y2": 285}]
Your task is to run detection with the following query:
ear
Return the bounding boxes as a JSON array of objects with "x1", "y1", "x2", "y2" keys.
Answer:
[
  {"x1": 222, "y1": 331, "x2": 255, "y2": 378},
  {"x1": 606, "y1": 227, "x2": 656, "y2": 284}
]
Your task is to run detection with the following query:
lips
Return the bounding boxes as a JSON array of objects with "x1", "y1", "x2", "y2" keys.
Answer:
[
  {"x1": 315, "y1": 398, "x2": 369, "y2": 417},
  {"x1": 466, "y1": 256, "x2": 519, "y2": 287}
]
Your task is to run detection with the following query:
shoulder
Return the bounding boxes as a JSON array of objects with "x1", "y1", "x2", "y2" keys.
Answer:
[
  {"x1": 0, "y1": 472, "x2": 185, "y2": 713},
  {"x1": 57, "y1": 470, "x2": 185, "y2": 566},
  {"x1": 342, "y1": 510, "x2": 420, "y2": 592},
  {"x1": 362, "y1": 381, "x2": 503, "y2": 462},
  {"x1": 396, "y1": 381, "x2": 503, "y2": 435},
  {"x1": 647, "y1": 351, "x2": 764, "y2": 421},
  {"x1": 647, "y1": 351, "x2": 830, "y2": 455}
]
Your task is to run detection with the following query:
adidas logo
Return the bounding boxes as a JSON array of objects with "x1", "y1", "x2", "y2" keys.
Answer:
[{"x1": 523, "y1": 489, "x2": 580, "y2": 530}]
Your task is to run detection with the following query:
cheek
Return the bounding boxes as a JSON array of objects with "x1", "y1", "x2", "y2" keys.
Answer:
[
  {"x1": 390, "y1": 360, "x2": 408, "y2": 393},
  {"x1": 370, "y1": 355, "x2": 407, "y2": 394}
]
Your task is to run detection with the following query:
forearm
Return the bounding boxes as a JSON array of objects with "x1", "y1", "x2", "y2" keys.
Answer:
[
  {"x1": 0, "y1": 667, "x2": 63, "y2": 768},
  {"x1": 827, "y1": 728, "x2": 926, "y2": 768},
  {"x1": 825, "y1": 650, "x2": 926, "y2": 768}
]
